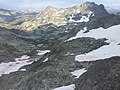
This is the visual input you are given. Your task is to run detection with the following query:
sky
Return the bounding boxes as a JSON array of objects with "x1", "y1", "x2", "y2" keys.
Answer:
[{"x1": 0, "y1": 0, "x2": 120, "y2": 10}]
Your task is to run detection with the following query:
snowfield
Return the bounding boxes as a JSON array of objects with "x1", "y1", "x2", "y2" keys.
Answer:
[
  {"x1": 53, "y1": 84, "x2": 75, "y2": 90},
  {"x1": 71, "y1": 68, "x2": 87, "y2": 78},
  {"x1": 76, "y1": 44, "x2": 120, "y2": 62},
  {"x1": 68, "y1": 25, "x2": 120, "y2": 62},
  {"x1": 0, "y1": 55, "x2": 33, "y2": 77}
]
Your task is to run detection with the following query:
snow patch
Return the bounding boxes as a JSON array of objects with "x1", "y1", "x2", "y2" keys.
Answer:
[
  {"x1": 37, "y1": 50, "x2": 50, "y2": 56},
  {"x1": 0, "y1": 55, "x2": 33, "y2": 77},
  {"x1": 20, "y1": 69, "x2": 26, "y2": 71},
  {"x1": 53, "y1": 84, "x2": 75, "y2": 90},
  {"x1": 68, "y1": 12, "x2": 93, "y2": 23},
  {"x1": 65, "y1": 52, "x2": 75, "y2": 56},
  {"x1": 67, "y1": 27, "x2": 87, "y2": 41},
  {"x1": 15, "y1": 55, "x2": 30, "y2": 61},
  {"x1": 68, "y1": 25, "x2": 120, "y2": 44},
  {"x1": 43, "y1": 58, "x2": 48, "y2": 62},
  {"x1": 76, "y1": 44, "x2": 120, "y2": 62},
  {"x1": 71, "y1": 68, "x2": 87, "y2": 78},
  {"x1": 73, "y1": 25, "x2": 120, "y2": 61}
]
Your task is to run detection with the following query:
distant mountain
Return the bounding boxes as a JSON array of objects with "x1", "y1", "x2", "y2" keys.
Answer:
[
  {"x1": 0, "y1": 8, "x2": 40, "y2": 16},
  {"x1": 106, "y1": 6, "x2": 120, "y2": 14},
  {"x1": 0, "y1": 8, "x2": 40, "y2": 26},
  {"x1": 20, "y1": 2, "x2": 108, "y2": 30},
  {"x1": 0, "y1": 2, "x2": 108, "y2": 31}
]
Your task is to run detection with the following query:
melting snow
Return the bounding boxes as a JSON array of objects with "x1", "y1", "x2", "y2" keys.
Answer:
[
  {"x1": 0, "y1": 55, "x2": 33, "y2": 77},
  {"x1": 15, "y1": 55, "x2": 30, "y2": 61},
  {"x1": 68, "y1": 12, "x2": 93, "y2": 23},
  {"x1": 43, "y1": 58, "x2": 48, "y2": 62},
  {"x1": 20, "y1": 69, "x2": 26, "y2": 71},
  {"x1": 72, "y1": 25, "x2": 120, "y2": 61},
  {"x1": 53, "y1": 84, "x2": 75, "y2": 90},
  {"x1": 0, "y1": 50, "x2": 50, "y2": 77},
  {"x1": 71, "y1": 68, "x2": 87, "y2": 78},
  {"x1": 37, "y1": 50, "x2": 50, "y2": 56}
]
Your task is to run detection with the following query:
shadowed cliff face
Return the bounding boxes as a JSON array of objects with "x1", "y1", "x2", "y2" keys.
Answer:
[{"x1": 75, "y1": 56, "x2": 120, "y2": 90}]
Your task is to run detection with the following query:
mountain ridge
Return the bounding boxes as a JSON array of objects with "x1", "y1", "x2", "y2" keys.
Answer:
[{"x1": 0, "y1": 2, "x2": 108, "y2": 31}]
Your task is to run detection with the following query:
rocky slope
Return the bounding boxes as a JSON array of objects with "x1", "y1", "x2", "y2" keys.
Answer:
[
  {"x1": 75, "y1": 56, "x2": 120, "y2": 90},
  {"x1": 0, "y1": 27, "x2": 37, "y2": 63}
]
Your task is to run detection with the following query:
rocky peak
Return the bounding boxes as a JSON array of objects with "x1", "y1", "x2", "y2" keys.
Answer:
[
  {"x1": 80, "y1": 2, "x2": 96, "y2": 7},
  {"x1": 62, "y1": 2, "x2": 108, "y2": 17},
  {"x1": 77, "y1": 2, "x2": 108, "y2": 15},
  {"x1": 99, "y1": 4, "x2": 105, "y2": 9},
  {"x1": 46, "y1": 6, "x2": 58, "y2": 9},
  {"x1": 37, "y1": 6, "x2": 59, "y2": 18},
  {"x1": 45, "y1": 6, "x2": 59, "y2": 12}
]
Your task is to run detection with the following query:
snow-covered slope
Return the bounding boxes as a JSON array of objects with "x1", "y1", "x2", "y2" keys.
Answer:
[{"x1": 68, "y1": 25, "x2": 120, "y2": 62}]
